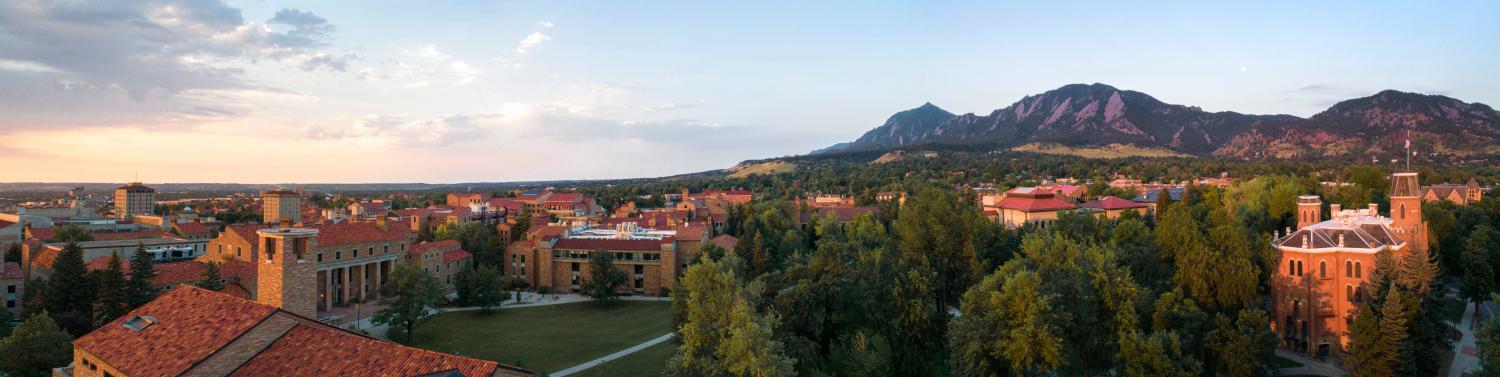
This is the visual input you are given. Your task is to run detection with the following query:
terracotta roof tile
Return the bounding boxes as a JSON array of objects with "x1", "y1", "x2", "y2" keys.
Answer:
[
  {"x1": 230, "y1": 324, "x2": 501, "y2": 377},
  {"x1": 995, "y1": 196, "x2": 1076, "y2": 212},
  {"x1": 443, "y1": 249, "x2": 472, "y2": 263},
  {"x1": 311, "y1": 222, "x2": 412, "y2": 247},
  {"x1": 411, "y1": 240, "x2": 461, "y2": 256},
  {"x1": 1, "y1": 262, "x2": 21, "y2": 279},
  {"x1": 74, "y1": 287, "x2": 279, "y2": 377},
  {"x1": 709, "y1": 234, "x2": 737, "y2": 251},
  {"x1": 173, "y1": 222, "x2": 212, "y2": 236},
  {"x1": 1079, "y1": 196, "x2": 1148, "y2": 211}
]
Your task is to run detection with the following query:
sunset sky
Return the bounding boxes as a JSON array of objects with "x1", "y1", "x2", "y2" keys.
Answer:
[{"x1": 1, "y1": 1, "x2": 1496, "y2": 183}]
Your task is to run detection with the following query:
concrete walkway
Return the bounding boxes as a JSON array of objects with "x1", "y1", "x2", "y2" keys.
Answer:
[
  {"x1": 551, "y1": 333, "x2": 675, "y2": 377},
  {"x1": 343, "y1": 292, "x2": 672, "y2": 340},
  {"x1": 1274, "y1": 349, "x2": 1345, "y2": 376},
  {"x1": 1449, "y1": 300, "x2": 1482, "y2": 377}
]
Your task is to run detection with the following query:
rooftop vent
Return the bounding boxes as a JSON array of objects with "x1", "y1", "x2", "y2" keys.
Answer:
[{"x1": 122, "y1": 315, "x2": 158, "y2": 332}]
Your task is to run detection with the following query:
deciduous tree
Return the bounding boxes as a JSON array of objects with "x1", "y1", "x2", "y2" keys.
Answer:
[
  {"x1": 581, "y1": 251, "x2": 627, "y2": 303},
  {"x1": 0, "y1": 311, "x2": 74, "y2": 377},
  {"x1": 374, "y1": 264, "x2": 445, "y2": 342}
]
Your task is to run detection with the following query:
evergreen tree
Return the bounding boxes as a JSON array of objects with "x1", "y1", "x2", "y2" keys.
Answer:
[
  {"x1": 94, "y1": 254, "x2": 129, "y2": 324},
  {"x1": 581, "y1": 251, "x2": 627, "y2": 303},
  {"x1": 196, "y1": 261, "x2": 225, "y2": 291},
  {"x1": 126, "y1": 243, "x2": 159, "y2": 308},
  {"x1": 0, "y1": 309, "x2": 12, "y2": 338},
  {"x1": 0, "y1": 311, "x2": 74, "y2": 377},
  {"x1": 1477, "y1": 316, "x2": 1500, "y2": 377},
  {"x1": 1347, "y1": 304, "x2": 1388, "y2": 377},
  {"x1": 1464, "y1": 241, "x2": 1495, "y2": 311},
  {"x1": 52, "y1": 224, "x2": 93, "y2": 243},
  {"x1": 43, "y1": 242, "x2": 93, "y2": 335}
]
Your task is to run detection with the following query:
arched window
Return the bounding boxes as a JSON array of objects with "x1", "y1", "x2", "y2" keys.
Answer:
[
  {"x1": 1289, "y1": 260, "x2": 1296, "y2": 276},
  {"x1": 1346, "y1": 285, "x2": 1354, "y2": 303},
  {"x1": 1346, "y1": 260, "x2": 1353, "y2": 277},
  {"x1": 1320, "y1": 261, "x2": 1327, "y2": 278},
  {"x1": 1400, "y1": 203, "x2": 1406, "y2": 219},
  {"x1": 1296, "y1": 261, "x2": 1304, "y2": 276},
  {"x1": 1355, "y1": 262, "x2": 1362, "y2": 279}
]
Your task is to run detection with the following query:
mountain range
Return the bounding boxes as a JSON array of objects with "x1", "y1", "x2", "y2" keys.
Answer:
[{"x1": 817, "y1": 83, "x2": 1500, "y2": 160}]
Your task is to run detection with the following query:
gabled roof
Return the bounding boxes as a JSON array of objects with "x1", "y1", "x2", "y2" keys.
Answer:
[
  {"x1": 225, "y1": 224, "x2": 269, "y2": 244},
  {"x1": 74, "y1": 287, "x2": 280, "y2": 377},
  {"x1": 709, "y1": 234, "x2": 738, "y2": 251},
  {"x1": 1079, "y1": 196, "x2": 1147, "y2": 211},
  {"x1": 994, "y1": 195, "x2": 1076, "y2": 212}
]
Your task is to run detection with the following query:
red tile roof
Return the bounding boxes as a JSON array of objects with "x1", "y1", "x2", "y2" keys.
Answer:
[
  {"x1": 443, "y1": 249, "x2": 472, "y2": 263},
  {"x1": 1079, "y1": 196, "x2": 1148, "y2": 211},
  {"x1": 74, "y1": 287, "x2": 279, "y2": 377},
  {"x1": 311, "y1": 222, "x2": 411, "y2": 247},
  {"x1": 674, "y1": 226, "x2": 707, "y2": 241},
  {"x1": 1, "y1": 262, "x2": 21, "y2": 279},
  {"x1": 173, "y1": 222, "x2": 212, "y2": 236},
  {"x1": 994, "y1": 195, "x2": 1076, "y2": 212},
  {"x1": 553, "y1": 238, "x2": 666, "y2": 252},
  {"x1": 709, "y1": 234, "x2": 737, "y2": 251},
  {"x1": 85, "y1": 259, "x2": 254, "y2": 287},
  {"x1": 411, "y1": 240, "x2": 461, "y2": 256},
  {"x1": 229, "y1": 324, "x2": 501, "y2": 377},
  {"x1": 543, "y1": 192, "x2": 582, "y2": 204},
  {"x1": 226, "y1": 224, "x2": 268, "y2": 242}
]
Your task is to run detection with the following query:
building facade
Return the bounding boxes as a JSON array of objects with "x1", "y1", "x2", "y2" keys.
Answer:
[
  {"x1": 262, "y1": 189, "x2": 303, "y2": 225},
  {"x1": 1270, "y1": 172, "x2": 1427, "y2": 358},
  {"x1": 113, "y1": 182, "x2": 155, "y2": 222},
  {"x1": 202, "y1": 221, "x2": 411, "y2": 313}
]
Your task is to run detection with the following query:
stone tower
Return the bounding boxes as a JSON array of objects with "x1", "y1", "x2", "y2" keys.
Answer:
[
  {"x1": 1296, "y1": 195, "x2": 1322, "y2": 230},
  {"x1": 1390, "y1": 172, "x2": 1427, "y2": 253},
  {"x1": 256, "y1": 225, "x2": 319, "y2": 318}
]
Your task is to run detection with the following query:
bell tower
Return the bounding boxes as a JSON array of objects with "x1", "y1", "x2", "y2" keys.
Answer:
[
  {"x1": 1296, "y1": 195, "x2": 1322, "y2": 229},
  {"x1": 256, "y1": 224, "x2": 320, "y2": 318},
  {"x1": 1390, "y1": 172, "x2": 1427, "y2": 253}
]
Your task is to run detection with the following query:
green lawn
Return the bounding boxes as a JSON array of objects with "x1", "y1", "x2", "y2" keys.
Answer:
[
  {"x1": 570, "y1": 341, "x2": 675, "y2": 377},
  {"x1": 401, "y1": 301, "x2": 673, "y2": 374}
]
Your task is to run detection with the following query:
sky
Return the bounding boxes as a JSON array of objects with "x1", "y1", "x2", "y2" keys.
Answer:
[{"x1": 0, "y1": 1, "x2": 1496, "y2": 184}]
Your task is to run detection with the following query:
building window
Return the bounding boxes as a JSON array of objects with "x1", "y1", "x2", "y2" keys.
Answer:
[
  {"x1": 1346, "y1": 285, "x2": 1354, "y2": 303},
  {"x1": 384, "y1": 245, "x2": 390, "y2": 254},
  {"x1": 1288, "y1": 260, "x2": 1295, "y2": 276},
  {"x1": 1400, "y1": 204, "x2": 1406, "y2": 219},
  {"x1": 1355, "y1": 262, "x2": 1362, "y2": 278},
  {"x1": 572, "y1": 263, "x2": 580, "y2": 272},
  {"x1": 336, "y1": 251, "x2": 341, "y2": 260},
  {"x1": 317, "y1": 253, "x2": 324, "y2": 262},
  {"x1": 1319, "y1": 261, "x2": 1326, "y2": 278},
  {"x1": 1295, "y1": 261, "x2": 1303, "y2": 276},
  {"x1": 369, "y1": 247, "x2": 375, "y2": 256},
  {"x1": 352, "y1": 249, "x2": 358, "y2": 258},
  {"x1": 1346, "y1": 260, "x2": 1353, "y2": 277}
]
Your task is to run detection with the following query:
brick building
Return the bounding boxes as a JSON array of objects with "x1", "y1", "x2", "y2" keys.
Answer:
[
  {"x1": 1270, "y1": 172, "x2": 1428, "y2": 358},
  {"x1": 1420, "y1": 178, "x2": 1484, "y2": 205},
  {"x1": 986, "y1": 187, "x2": 1077, "y2": 229},
  {"x1": 261, "y1": 189, "x2": 302, "y2": 225},
  {"x1": 1078, "y1": 196, "x2": 1149, "y2": 220},
  {"x1": 2, "y1": 262, "x2": 22, "y2": 315},
  {"x1": 408, "y1": 240, "x2": 473, "y2": 290},
  {"x1": 113, "y1": 182, "x2": 155, "y2": 222},
  {"x1": 202, "y1": 221, "x2": 412, "y2": 313},
  {"x1": 447, "y1": 192, "x2": 487, "y2": 207},
  {"x1": 506, "y1": 223, "x2": 707, "y2": 296}
]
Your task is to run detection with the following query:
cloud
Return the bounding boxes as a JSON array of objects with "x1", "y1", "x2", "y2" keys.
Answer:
[
  {"x1": 538, "y1": 21, "x2": 554, "y2": 28},
  {"x1": 516, "y1": 32, "x2": 551, "y2": 54},
  {"x1": 302, "y1": 114, "x2": 494, "y2": 148},
  {"x1": 0, "y1": 1, "x2": 351, "y2": 130},
  {"x1": 0, "y1": 59, "x2": 64, "y2": 74}
]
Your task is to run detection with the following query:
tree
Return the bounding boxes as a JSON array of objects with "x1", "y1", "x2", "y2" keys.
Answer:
[
  {"x1": 1203, "y1": 309, "x2": 1274, "y2": 377},
  {"x1": 457, "y1": 265, "x2": 507, "y2": 312},
  {"x1": 1347, "y1": 304, "x2": 1389, "y2": 377},
  {"x1": 43, "y1": 242, "x2": 93, "y2": 335},
  {"x1": 581, "y1": 251, "x2": 627, "y2": 303},
  {"x1": 435, "y1": 222, "x2": 501, "y2": 268},
  {"x1": 374, "y1": 263, "x2": 445, "y2": 342},
  {"x1": 0, "y1": 312, "x2": 74, "y2": 377},
  {"x1": 94, "y1": 254, "x2": 129, "y2": 323},
  {"x1": 666, "y1": 254, "x2": 795, "y2": 377},
  {"x1": 1465, "y1": 239, "x2": 1496, "y2": 311},
  {"x1": 0, "y1": 309, "x2": 12, "y2": 338},
  {"x1": 4, "y1": 243, "x2": 19, "y2": 264},
  {"x1": 1118, "y1": 330, "x2": 1201, "y2": 377},
  {"x1": 52, "y1": 224, "x2": 93, "y2": 243},
  {"x1": 1476, "y1": 315, "x2": 1500, "y2": 377},
  {"x1": 949, "y1": 267, "x2": 1064, "y2": 376},
  {"x1": 126, "y1": 243, "x2": 159, "y2": 308},
  {"x1": 894, "y1": 187, "x2": 982, "y2": 312},
  {"x1": 196, "y1": 261, "x2": 225, "y2": 291}
]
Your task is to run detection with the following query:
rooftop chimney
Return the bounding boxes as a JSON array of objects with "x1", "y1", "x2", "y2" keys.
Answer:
[
  {"x1": 1338, "y1": 234, "x2": 1346, "y2": 247},
  {"x1": 1368, "y1": 203, "x2": 1379, "y2": 213},
  {"x1": 1331, "y1": 203, "x2": 1341, "y2": 214}
]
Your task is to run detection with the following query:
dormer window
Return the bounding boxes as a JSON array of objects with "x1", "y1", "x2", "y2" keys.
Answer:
[{"x1": 122, "y1": 315, "x2": 158, "y2": 332}]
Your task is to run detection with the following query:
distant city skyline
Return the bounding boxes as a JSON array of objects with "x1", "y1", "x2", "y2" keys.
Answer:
[{"x1": 1, "y1": 1, "x2": 1497, "y2": 183}]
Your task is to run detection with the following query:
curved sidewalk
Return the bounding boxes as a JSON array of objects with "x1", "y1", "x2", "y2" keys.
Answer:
[{"x1": 551, "y1": 333, "x2": 675, "y2": 377}]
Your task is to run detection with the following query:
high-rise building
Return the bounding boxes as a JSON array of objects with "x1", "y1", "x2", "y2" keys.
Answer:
[
  {"x1": 262, "y1": 189, "x2": 302, "y2": 225},
  {"x1": 113, "y1": 182, "x2": 155, "y2": 222}
]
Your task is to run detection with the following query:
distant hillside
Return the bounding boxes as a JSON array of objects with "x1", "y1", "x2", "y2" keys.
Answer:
[{"x1": 817, "y1": 83, "x2": 1500, "y2": 161}]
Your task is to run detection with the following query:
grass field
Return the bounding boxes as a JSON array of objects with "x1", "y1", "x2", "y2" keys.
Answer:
[
  {"x1": 401, "y1": 301, "x2": 673, "y2": 374},
  {"x1": 570, "y1": 341, "x2": 675, "y2": 377},
  {"x1": 727, "y1": 161, "x2": 795, "y2": 178}
]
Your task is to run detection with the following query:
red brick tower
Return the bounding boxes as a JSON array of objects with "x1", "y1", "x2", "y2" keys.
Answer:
[
  {"x1": 1390, "y1": 172, "x2": 1427, "y2": 254},
  {"x1": 1296, "y1": 195, "x2": 1322, "y2": 230}
]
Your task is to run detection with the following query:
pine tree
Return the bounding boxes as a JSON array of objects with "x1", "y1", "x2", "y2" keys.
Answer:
[
  {"x1": 1346, "y1": 304, "x2": 1387, "y2": 376},
  {"x1": 196, "y1": 262, "x2": 225, "y2": 291},
  {"x1": 44, "y1": 242, "x2": 94, "y2": 335},
  {"x1": 126, "y1": 243, "x2": 159, "y2": 308},
  {"x1": 1378, "y1": 288, "x2": 1415, "y2": 377},
  {"x1": 95, "y1": 253, "x2": 129, "y2": 324},
  {"x1": 0, "y1": 311, "x2": 74, "y2": 377}
]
